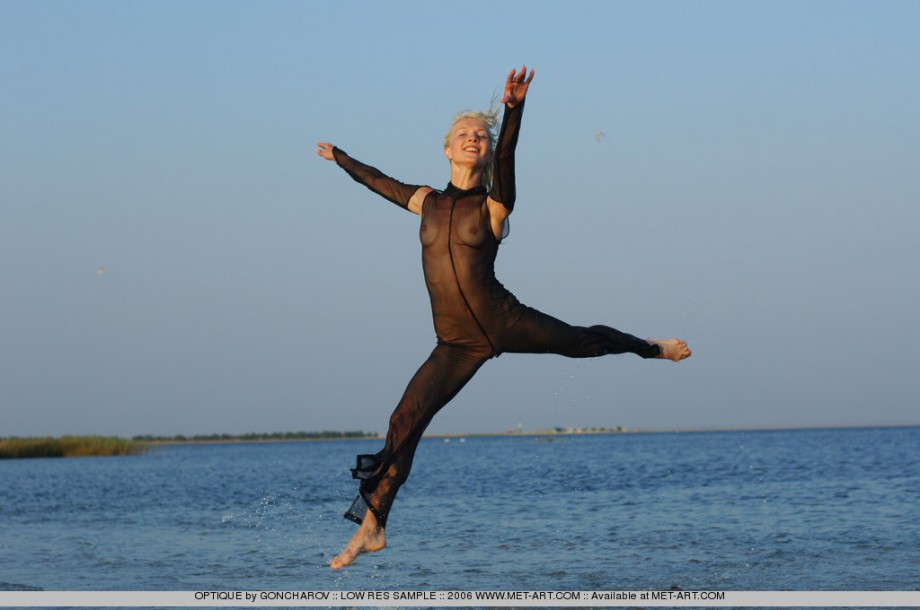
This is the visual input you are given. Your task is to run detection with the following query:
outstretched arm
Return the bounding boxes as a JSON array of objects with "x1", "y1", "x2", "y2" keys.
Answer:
[
  {"x1": 487, "y1": 66, "x2": 534, "y2": 234},
  {"x1": 316, "y1": 143, "x2": 430, "y2": 215}
]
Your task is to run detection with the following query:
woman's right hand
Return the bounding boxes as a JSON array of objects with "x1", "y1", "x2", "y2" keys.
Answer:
[{"x1": 316, "y1": 142, "x2": 335, "y2": 161}]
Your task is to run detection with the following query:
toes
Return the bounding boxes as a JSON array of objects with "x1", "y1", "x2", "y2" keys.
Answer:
[{"x1": 330, "y1": 553, "x2": 353, "y2": 570}]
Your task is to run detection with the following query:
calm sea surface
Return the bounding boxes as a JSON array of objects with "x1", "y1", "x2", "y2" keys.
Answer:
[{"x1": 1, "y1": 427, "x2": 918, "y2": 593}]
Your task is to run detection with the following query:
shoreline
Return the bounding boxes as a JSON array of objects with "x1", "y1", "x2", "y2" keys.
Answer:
[
  {"x1": 426, "y1": 421, "x2": 920, "y2": 439},
  {"x1": 134, "y1": 421, "x2": 920, "y2": 447},
  {"x1": 3, "y1": 423, "x2": 917, "y2": 457}
]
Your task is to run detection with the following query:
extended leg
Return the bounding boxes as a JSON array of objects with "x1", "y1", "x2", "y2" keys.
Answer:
[
  {"x1": 331, "y1": 343, "x2": 489, "y2": 569},
  {"x1": 499, "y1": 306, "x2": 665, "y2": 358}
]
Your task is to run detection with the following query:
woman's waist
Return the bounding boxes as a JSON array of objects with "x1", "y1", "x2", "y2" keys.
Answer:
[{"x1": 430, "y1": 293, "x2": 523, "y2": 330}]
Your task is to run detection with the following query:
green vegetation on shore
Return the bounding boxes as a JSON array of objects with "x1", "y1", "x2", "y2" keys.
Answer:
[
  {"x1": 133, "y1": 430, "x2": 377, "y2": 443},
  {"x1": 0, "y1": 430, "x2": 378, "y2": 459},
  {"x1": 0, "y1": 436, "x2": 148, "y2": 459}
]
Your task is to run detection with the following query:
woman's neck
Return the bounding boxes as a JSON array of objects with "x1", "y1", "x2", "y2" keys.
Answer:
[{"x1": 449, "y1": 164, "x2": 484, "y2": 191}]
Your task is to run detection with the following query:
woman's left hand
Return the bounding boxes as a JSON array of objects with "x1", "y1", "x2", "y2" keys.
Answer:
[{"x1": 501, "y1": 65, "x2": 535, "y2": 108}]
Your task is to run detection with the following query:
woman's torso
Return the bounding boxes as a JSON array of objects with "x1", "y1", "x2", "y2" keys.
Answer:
[{"x1": 419, "y1": 186, "x2": 523, "y2": 351}]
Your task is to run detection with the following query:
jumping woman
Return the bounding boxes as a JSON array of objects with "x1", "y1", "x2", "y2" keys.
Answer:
[{"x1": 316, "y1": 66, "x2": 691, "y2": 569}]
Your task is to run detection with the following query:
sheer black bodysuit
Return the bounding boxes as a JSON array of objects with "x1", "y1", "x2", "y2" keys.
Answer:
[{"x1": 331, "y1": 102, "x2": 660, "y2": 529}]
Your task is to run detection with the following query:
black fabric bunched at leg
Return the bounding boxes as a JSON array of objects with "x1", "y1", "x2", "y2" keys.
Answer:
[
  {"x1": 344, "y1": 453, "x2": 387, "y2": 526},
  {"x1": 351, "y1": 453, "x2": 381, "y2": 480}
]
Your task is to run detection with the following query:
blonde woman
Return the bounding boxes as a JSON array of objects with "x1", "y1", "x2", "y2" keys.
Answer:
[{"x1": 316, "y1": 66, "x2": 690, "y2": 569}]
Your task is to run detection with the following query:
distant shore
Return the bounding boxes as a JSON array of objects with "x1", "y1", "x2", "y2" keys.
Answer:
[
  {"x1": 0, "y1": 436, "x2": 147, "y2": 459},
  {"x1": 3, "y1": 423, "x2": 917, "y2": 459},
  {"x1": 135, "y1": 430, "x2": 377, "y2": 445}
]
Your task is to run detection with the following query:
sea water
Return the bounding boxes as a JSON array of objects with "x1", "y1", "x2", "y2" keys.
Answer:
[{"x1": 1, "y1": 427, "x2": 918, "y2": 593}]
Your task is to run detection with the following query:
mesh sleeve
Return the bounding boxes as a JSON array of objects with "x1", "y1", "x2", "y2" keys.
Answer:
[
  {"x1": 488, "y1": 100, "x2": 525, "y2": 212},
  {"x1": 332, "y1": 147, "x2": 422, "y2": 211}
]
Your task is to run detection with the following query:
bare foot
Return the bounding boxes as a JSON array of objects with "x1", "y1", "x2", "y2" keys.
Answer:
[
  {"x1": 649, "y1": 339, "x2": 691, "y2": 362},
  {"x1": 330, "y1": 513, "x2": 386, "y2": 570}
]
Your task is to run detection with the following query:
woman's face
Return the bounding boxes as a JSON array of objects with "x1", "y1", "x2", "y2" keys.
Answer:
[{"x1": 445, "y1": 118, "x2": 491, "y2": 169}]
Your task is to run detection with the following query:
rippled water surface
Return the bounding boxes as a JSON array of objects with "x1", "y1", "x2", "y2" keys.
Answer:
[{"x1": 1, "y1": 427, "x2": 918, "y2": 592}]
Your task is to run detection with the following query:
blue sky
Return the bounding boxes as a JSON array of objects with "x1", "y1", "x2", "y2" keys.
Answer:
[{"x1": 2, "y1": 1, "x2": 918, "y2": 438}]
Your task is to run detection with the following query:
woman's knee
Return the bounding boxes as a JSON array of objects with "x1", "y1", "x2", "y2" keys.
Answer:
[{"x1": 385, "y1": 461, "x2": 410, "y2": 486}]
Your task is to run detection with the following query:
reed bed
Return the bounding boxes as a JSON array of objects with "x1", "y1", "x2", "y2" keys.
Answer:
[{"x1": 0, "y1": 436, "x2": 148, "y2": 459}]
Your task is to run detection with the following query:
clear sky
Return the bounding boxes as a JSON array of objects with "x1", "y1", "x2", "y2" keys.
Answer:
[{"x1": 2, "y1": 1, "x2": 918, "y2": 438}]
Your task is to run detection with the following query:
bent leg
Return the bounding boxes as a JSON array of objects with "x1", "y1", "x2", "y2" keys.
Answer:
[
  {"x1": 500, "y1": 306, "x2": 661, "y2": 359},
  {"x1": 332, "y1": 343, "x2": 489, "y2": 569}
]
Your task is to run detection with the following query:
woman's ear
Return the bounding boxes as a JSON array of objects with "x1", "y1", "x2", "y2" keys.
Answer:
[{"x1": 444, "y1": 147, "x2": 452, "y2": 161}]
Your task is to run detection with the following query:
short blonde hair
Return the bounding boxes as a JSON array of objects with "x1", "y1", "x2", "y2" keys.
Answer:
[{"x1": 443, "y1": 108, "x2": 500, "y2": 187}]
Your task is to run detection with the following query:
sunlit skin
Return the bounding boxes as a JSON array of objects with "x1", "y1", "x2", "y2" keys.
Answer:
[
  {"x1": 317, "y1": 65, "x2": 689, "y2": 570},
  {"x1": 650, "y1": 339, "x2": 692, "y2": 361},
  {"x1": 444, "y1": 118, "x2": 491, "y2": 182},
  {"x1": 328, "y1": 506, "x2": 386, "y2": 570},
  {"x1": 316, "y1": 65, "x2": 534, "y2": 240}
]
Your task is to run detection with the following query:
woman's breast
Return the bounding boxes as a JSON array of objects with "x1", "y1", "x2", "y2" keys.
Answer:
[{"x1": 420, "y1": 196, "x2": 492, "y2": 248}]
